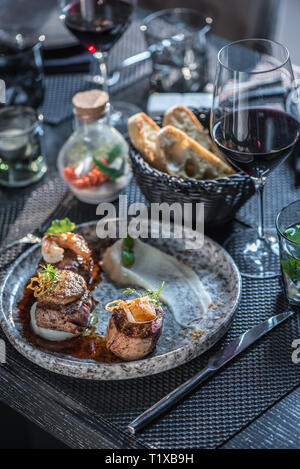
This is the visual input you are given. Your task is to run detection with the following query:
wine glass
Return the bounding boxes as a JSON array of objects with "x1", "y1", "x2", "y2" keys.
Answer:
[
  {"x1": 211, "y1": 39, "x2": 300, "y2": 278},
  {"x1": 59, "y1": 0, "x2": 137, "y2": 130}
]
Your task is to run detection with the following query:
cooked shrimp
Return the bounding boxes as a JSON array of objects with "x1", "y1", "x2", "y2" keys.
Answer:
[{"x1": 41, "y1": 232, "x2": 92, "y2": 264}]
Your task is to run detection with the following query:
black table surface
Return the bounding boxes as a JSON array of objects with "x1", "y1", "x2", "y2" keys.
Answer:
[{"x1": 0, "y1": 13, "x2": 300, "y2": 450}]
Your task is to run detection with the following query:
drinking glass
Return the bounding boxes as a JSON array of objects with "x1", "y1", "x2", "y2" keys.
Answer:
[
  {"x1": 0, "y1": 106, "x2": 46, "y2": 187},
  {"x1": 0, "y1": 41, "x2": 44, "y2": 108},
  {"x1": 141, "y1": 8, "x2": 212, "y2": 93},
  {"x1": 211, "y1": 39, "x2": 300, "y2": 278},
  {"x1": 59, "y1": 0, "x2": 137, "y2": 130},
  {"x1": 276, "y1": 201, "x2": 300, "y2": 306}
]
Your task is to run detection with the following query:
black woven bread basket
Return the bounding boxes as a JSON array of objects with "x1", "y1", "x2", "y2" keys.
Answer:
[{"x1": 129, "y1": 109, "x2": 255, "y2": 225}]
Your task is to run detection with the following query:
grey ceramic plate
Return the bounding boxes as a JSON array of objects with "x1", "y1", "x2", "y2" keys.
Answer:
[{"x1": 0, "y1": 222, "x2": 241, "y2": 380}]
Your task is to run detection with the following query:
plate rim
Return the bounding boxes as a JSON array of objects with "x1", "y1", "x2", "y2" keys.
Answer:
[{"x1": 0, "y1": 221, "x2": 241, "y2": 380}]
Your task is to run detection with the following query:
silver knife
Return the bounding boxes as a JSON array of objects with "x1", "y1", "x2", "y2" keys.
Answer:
[{"x1": 128, "y1": 310, "x2": 294, "y2": 435}]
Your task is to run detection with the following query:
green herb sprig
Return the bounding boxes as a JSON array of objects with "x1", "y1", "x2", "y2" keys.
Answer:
[
  {"x1": 41, "y1": 264, "x2": 60, "y2": 285},
  {"x1": 281, "y1": 257, "x2": 300, "y2": 280},
  {"x1": 107, "y1": 143, "x2": 123, "y2": 164},
  {"x1": 93, "y1": 155, "x2": 125, "y2": 180},
  {"x1": 123, "y1": 281, "x2": 165, "y2": 308},
  {"x1": 92, "y1": 142, "x2": 125, "y2": 180},
  {"x1": 28, "y1": 264, "x2": 61, "y2": 297}
]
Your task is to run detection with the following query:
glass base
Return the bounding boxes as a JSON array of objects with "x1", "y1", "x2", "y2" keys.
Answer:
[
  {"x1": 224, "y1": 228, "x2": 280, "y2": 278},
  {"x1": 109, "y1": 101, "x2": 142, "y2": 134},
  {"x1": 0, "y1": 156, "x2": 47, "y2": 188}
]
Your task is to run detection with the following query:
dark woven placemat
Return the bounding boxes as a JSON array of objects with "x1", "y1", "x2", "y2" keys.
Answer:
[
  {"x1": 238, "y1": 161, "x2": 298, "y2": 228},
  {"x1": 0, "y1": 160, "x2": 300, "y2": 448}
]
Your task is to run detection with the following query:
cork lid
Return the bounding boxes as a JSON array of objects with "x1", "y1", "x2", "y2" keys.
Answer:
[{"x1": 72, "y1": 89, "x2": 109, "y2": 122}]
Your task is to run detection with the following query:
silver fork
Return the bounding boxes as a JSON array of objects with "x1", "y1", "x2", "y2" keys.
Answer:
[{"x1": 0, "y1": 192, "x2": 76, "y2": 255}]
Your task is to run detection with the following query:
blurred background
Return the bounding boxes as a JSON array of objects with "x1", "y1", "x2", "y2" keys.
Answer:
[
  {"x1": 0, "y1": 0, "x2": 297, "y2": 54},
  {"x1": 0, "y1": 0, "x2": 299, "y2": 449}
]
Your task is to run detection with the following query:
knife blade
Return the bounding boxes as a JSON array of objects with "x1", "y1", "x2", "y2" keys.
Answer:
[{"x1": 128, "y1": 310, "x2": 294, "y2": 435}]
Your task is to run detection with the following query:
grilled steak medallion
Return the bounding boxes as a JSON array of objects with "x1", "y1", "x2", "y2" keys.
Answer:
[{"x1": 35, "y1": 290, "x2": 93, "y2": 335}]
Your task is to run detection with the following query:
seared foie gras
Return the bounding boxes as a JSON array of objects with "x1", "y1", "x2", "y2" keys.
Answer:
[
  {"x1": 106, "y1": 297, "x2": 164, "y2": 361},
  {"x1": 37, "y1": 270, "x2": 86, "y2": 306}
]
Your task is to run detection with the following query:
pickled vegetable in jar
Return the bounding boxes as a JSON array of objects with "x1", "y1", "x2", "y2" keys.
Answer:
[{"x1": 58, "y1": 89, "x2": 130, "y2": 203}]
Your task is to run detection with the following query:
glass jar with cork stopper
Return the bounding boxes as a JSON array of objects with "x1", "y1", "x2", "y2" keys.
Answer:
[{"x1": 58, "y1": 89, "x2": 130, "y2": 203}]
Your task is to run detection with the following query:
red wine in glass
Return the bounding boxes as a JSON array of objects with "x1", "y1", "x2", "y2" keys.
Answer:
[
  {"x1": 62, "y1": 0, "x2": 134, "y2": 53},
  {"x1": 213, "y1": 107, "x2": 299, "y2": 179},
  {"x1": 211, "y1": 39, "x2": 300, "y2": 278},
  {"x1": 60, "y1": 0, "x2": 137, "y2": 132}
]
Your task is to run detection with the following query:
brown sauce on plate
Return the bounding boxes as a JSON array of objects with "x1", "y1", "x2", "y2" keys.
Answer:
[{"x1": 17, "y1": 247, "x2": 122, "y2": 364}]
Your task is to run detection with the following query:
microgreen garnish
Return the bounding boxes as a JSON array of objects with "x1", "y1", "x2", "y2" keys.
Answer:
[
  {"x1": 46, "y1": 217, "x2": 76, "y2": 235},
  {"x1": 123, "y1": 281, "x2": 165, "y2": 308},
  {"x1": 27, "y1": 264, "x2": 61, "y2": 298},
  {"x1": 41, "y1": 264, "x2": 60, "y2": 283},
  {"x1": 122, "y1": 287, "x2": 141, "y2": 296}
]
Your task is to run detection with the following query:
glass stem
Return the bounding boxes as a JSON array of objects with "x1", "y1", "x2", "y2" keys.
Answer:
[
  {"x1": 94, "y1": 51, "x2": 110, "y2": 123},
  {"x1": 254, "y1": 178, "x2": 266, "y2": 239}
]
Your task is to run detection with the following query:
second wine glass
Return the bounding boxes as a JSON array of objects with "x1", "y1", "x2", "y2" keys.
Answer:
[
  {"x1": 211, "y1": 39, "x2": 300, "y2": 278},
  {"x1": 60, "y1": 0, "x2": 138, "y2": 131}
]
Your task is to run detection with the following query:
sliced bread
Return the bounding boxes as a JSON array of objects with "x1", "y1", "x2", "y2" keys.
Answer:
[
  {"x1": 128, "y1": 112, "x2": 167, "y2": 171},
  {"x1": 156, "y1": 125, "x2": 235, "y2": 180},
  {"x1": 163, "y1": 105, "x2": 226, "y2": 162}
]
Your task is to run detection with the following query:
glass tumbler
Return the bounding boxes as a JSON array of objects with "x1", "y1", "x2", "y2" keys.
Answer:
[
  {"x1": 276, "y1": 200, "x2": 300, "y2": 306},
  {"x1": 0, "y1": 106, "x2": 47, "y2": 187},
  {"x1": 0, "y1": 41, "x2": 44, "y2": 108},
  {"x1": 141, "y1": 8, "x2": 212, "y2": 93}
]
